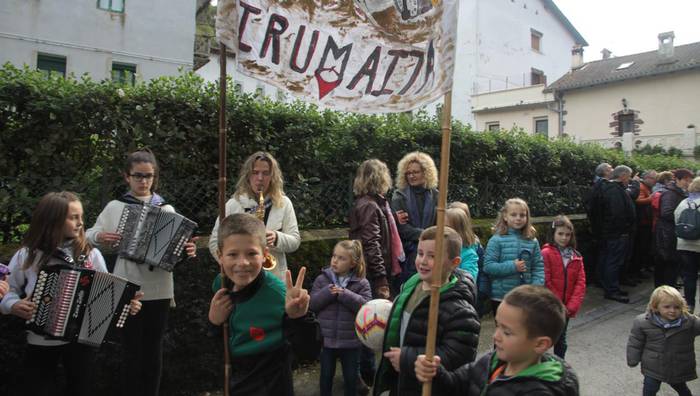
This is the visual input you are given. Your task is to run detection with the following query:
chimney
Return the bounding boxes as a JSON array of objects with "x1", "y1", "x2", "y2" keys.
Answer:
[
  {"x1": 571, "y1": 45, "x2": 584, "y2": 69},
  {"x1": 601, "y1": 48, "x2": 612, "y2": 59},
  {"x1": 658, "y1": 31, "x2": 675, "y2": 60}
]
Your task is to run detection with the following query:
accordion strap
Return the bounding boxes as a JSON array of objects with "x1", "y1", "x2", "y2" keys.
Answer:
[{"x1": 51, "y1": 249, "x2": 87, "y2": 268}]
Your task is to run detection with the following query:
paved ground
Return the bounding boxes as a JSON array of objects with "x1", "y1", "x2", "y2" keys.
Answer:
[{"x1": 208, "y1": 278, "x2": 700, "y2": 395}]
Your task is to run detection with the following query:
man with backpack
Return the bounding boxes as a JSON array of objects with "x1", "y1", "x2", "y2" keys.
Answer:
[{"x1": 675, "y1": 176, "x2": 700, "y2": 313}]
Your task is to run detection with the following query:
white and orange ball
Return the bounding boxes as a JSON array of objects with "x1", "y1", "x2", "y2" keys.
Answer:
[{"x1": 355, "y1": 299, "x2": 393, "y2": 351}]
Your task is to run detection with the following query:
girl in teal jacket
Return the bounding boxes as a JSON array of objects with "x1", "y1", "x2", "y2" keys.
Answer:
[{"x1": 484, "y1": 198, "x2": 545, "y2": 315}]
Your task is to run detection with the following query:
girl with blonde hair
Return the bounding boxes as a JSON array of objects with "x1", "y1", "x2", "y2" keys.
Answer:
[
  {"x1": 208, "y1": 151, "x2": 301, "y2": 280},
  {"x1": 391, "y1": 152, "x2": 438, "y2": 284},
  {"x1": 627, "y1": 286, "x2": 700, "y2": 396}
]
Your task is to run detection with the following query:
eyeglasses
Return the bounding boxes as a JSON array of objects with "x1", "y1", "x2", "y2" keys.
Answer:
[
  {"x1": 406, "y1": 170, "x2": 423, "y2": 176},
  {"x1": 129, "y1": 173, "x2": 155, "y2": 181}
]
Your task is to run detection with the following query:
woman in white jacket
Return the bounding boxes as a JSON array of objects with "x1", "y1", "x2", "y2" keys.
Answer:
[
  {"x1": 675, "y1": 176, "x2": 700, "y2": 313},
  {"x1": 209, "y1": 151, "x2": 301, "y2": 280}
]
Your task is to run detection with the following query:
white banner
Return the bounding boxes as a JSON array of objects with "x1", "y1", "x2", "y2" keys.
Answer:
[{"x1": 216, "y1": 0, "x2": 459, "y2": 113}]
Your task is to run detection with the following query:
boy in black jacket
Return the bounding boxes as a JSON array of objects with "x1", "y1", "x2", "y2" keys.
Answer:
[
  {"x1": 415, "y1": 285, "x2": 579, "y2": 396},
  {"x1": 373, "y1": 226, "x2": 480, "y2": 396}
]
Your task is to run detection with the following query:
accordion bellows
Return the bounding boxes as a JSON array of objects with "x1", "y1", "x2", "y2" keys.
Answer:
[
  {"x1": 116, "y1": 203, "x2": 197, "y2": 272},
  {"x1": 27, "y1": 266, "x2": 140, "y2": 347}
]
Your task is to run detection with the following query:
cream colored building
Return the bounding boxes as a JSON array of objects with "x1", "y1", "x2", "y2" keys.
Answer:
[{"x1": 473, "y1": 33, "x2": 700, "y2": 155}]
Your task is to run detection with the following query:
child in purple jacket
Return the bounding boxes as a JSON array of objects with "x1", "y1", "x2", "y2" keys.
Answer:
[{"x1": 310, "y1": 240, "x2": 372, "y2": 396}]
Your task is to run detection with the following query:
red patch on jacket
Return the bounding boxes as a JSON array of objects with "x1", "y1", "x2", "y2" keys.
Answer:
[{"x1": 249, "y1": 326, "x2": 265, "y2": 341}]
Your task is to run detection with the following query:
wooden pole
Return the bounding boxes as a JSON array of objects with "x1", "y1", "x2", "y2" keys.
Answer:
[
  {"x1": 217, "y1": 43, "x2": 231, "y2": 396},
  {"x1": 421, "y1": 91, "x2": 452, "y2": 396}
]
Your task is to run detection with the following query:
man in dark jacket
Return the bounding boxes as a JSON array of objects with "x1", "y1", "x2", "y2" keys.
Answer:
[
  {"x1": 598, "y1": 165, "x2": 636, "y2": 303},
  {"x1": 654, "y1": 169, "x2": 693, "y2": 287}
]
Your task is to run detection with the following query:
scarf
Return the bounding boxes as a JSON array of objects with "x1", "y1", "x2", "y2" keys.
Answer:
[
  {"x1": 383, "y1": 200, "x2": 405, "y2": 276},
  {"x1": 330, "y1": 270, "x2": 353, "y2": 288},
  {"x1": 651, "y1": 313, "x2": 685, "y2": 329},
  {"x1": 558, "y1": 246, "x2": 574, "y2": 268},
  {"x1": 403, "y1": 186, "x2": 434, "y2": 230},
  {"x1": 688, "y1": 192, "x2": 700, "y2": 201},
  {"x1": 120, "y1": 191, "x2": 166, "y2": 206},
  {"x1": 246, "y1": 196, "x2": 273, "y2": 224}
]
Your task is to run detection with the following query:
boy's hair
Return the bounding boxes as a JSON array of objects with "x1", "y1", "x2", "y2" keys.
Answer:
[
  {"x1": 547, "y1": 215, "x2": 577, "y2": 249},
  {"x1": 656, "y1": 171, "x2": 673, "y2": 185},
  {"x1": 493, "y1": 198, "x2": 537, "y2": 239},
  {"x1": 419, "y1": 226, "x2": 462, "y2": 261},
  {"x1": 217, "y1": 213, "x2": 266, "y2": 251},
  {"x1": 647, "y1": 285, "x2": 690, "y2": 316},
  {"x1": 395, "y1": 151, "x2": 438, "y2": 190},
  {"x1": 22, "y1": 191, "x2": 91, "y2": 270},
  {"x1": 353, "y1": 159, "x2": 392, "y2": 196},
  {"x1": 124, "y1": 148, "x2": 160, "y2": 192},
  {"x1": 234, "y1": 151, "x2": 285, "y2": 207},
  {"x1": 335, "y1": 240, "x2": 366, "y2": 278},
  {"x1": 502, "y1": 285, "x2": 566, "y2": 343},
  {"x1": 445, "y1": 207, "x2": 476, "y2": 246}
]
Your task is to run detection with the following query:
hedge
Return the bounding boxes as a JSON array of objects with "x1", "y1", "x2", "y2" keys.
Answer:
[{"x1": 1, "y1": 63, "x2": 697, "y2": 243}]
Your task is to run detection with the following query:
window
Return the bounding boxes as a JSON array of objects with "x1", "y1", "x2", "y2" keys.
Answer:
[
  {"x1": 97, "y1": 0, "x2": 125, "y2": 13},
  {"x1": 531, "y1": 68, "x2": 546, "y2": 85},
  {"x1": 255, "y1": 83, "x2": 264, "y2": 99},
  {"x1": 112, "y1": 62, "x2": 136, "y2": 85},
  {"x1": 233, "y1": 81, "x2": 243, "y2": 92},
  {"x1": 616, "y1": 62, "x2": 634, "y2": 70},
  {"x1": 276, "y1": 88, "x2": 287, "y2": 102},
  {"x1": 534, "y1": 117, "x2": 548, "y2": 137},
  {"x1": 531, "y1": 29, "x2": 542, "y2": 52},
  {"x1": 486, "y1": 122, "x2": 500, "y2": 132},
  {"x1": 37, "y1": 53, "x2": 66, "y2": 77}
]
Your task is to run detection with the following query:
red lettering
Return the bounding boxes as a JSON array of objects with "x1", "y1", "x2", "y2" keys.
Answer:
[
  {"x1": 398, "y1": 50, "x2": 424, "y2": 95},
  {"x1": 238, "y1": 1, "x2": 262, "y2": 53},
  {"x1": 260, "y1": 13, "x2": 289, "y2": 65},
  {"x1": 371, "y1": 49, "x2": 408, "y2": 97},
  {"x1": 290, "y1": 25, "x2": 319, "y2": 74},
  {"x1": 346, "y1": 46, "x2": 382, "y2": 94}
]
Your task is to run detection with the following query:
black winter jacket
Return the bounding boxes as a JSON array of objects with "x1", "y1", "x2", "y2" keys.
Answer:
[
  {"x1": 599, "y1": 180, "x2": 636, "y2": 238},
  {"x1": 433, "y1": 351, "x2": 580, "y2": 396},
  {"x1": 349, "y1": 194, "x2": 392, "y2": 290},
  {"x1": 655, "y1": 183, "x2": 688, "y2": 260},
  {"x1": 373, "y1": 269, "x2": 480, "y2": 396}
]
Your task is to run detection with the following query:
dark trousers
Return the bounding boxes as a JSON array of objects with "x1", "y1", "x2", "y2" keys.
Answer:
[
  {"x1": 654, "y1": 256, "x2": 680, "y2": 288},
  {"x1": 598, "y1": 236, "x2": 628, "y2": 295},
  {"x1": 122, "y1": 299, "x2": 170, "y2": 396},
  {"x1": 320, "y1": 347, "x2": 360, "y2": 396},
  {"x1": 553, "y1": 318, "x2": 570, "y2": 359},
  {"x1": 622, "y1": 227, "x2": 637, "y2": 280},
  {"x1": 631, "y1": 225, "x2": 653, "y2": 274},
  {"x1": 643, "y1": 376, "x2": 691, "y2": 396},
  {"x1": 22, "y1": 343, "x2": 96, "y2": 396},
  {"x1": 680, "y1": 251, "x2": 700, "y2": 309}
]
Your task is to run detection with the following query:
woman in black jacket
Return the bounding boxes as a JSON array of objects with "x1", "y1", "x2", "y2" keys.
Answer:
[{"x1": 655, "y1": 169, "x2": 693, "y2": 287}]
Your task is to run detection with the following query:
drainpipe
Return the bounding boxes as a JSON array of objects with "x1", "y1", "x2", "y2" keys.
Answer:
[{"x1": 557, "y1": 91, "x2": 565, "y2": 137}]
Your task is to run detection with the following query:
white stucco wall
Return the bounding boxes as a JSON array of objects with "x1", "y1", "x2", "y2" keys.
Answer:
[
  {"x1": 562, "y1": 71, "x2": 700, "y2": 141},
  {"x1": 0, "y1": 0, "x2": 195, "y2": 81}
]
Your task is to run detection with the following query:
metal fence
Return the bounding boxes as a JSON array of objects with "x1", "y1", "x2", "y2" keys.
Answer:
[{"x1": 0, "y1": 176, "x2": 587, "y2": 243}]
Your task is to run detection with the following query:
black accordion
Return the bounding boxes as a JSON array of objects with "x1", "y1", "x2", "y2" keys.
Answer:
[
  {"x1": 27, "y1": 266, "x2": 140, "y2": 347},
  {"x1": 116, "y1": 203, "x2": 197, "y2": 272}
]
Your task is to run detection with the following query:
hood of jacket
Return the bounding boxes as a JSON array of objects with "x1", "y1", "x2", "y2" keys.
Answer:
[{"x1": 486, "y1": 352, "x2": 579, "y2": 395}]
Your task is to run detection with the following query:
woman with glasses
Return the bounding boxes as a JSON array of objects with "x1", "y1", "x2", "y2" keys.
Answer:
[
  {"x1": 86, "y1": 149, "x2": 196, "y2": 396},
  {"x1": 391, "y1": 151, "x2": 439, "y2": 285},
  {"x1": 208, "y1": 151, "x2": 300, "y2": 280}
]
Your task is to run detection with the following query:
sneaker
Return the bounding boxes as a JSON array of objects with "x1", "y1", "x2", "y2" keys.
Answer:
[{"x1": 605, "y1": 293, "x2": 630, "y2": 303}]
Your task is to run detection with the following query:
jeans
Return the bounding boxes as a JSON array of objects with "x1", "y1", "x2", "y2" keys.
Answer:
[
  {"x1": 122, "y1": 299, "x2": 170, "y2": 396},
  {"x1": 680, "y1": 251, "x2": 700, "y2": 310},
  {"x1": 598, "y1": 236, "x2": 628, "y2": 295},
  {"x1": 320, "y1": 347, "x2": 360, "y2": 396},
  {"x1": 554, "y1": 318, "x2": 570, "y2": 359},
  {"x1": 642, "y1": 376, "x2": 691, "y2": 396}
]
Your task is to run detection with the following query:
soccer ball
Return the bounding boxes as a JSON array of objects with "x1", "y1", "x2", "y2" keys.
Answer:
[{"x1": 355, "y1": 299, "x2": 393, "y2": 351}]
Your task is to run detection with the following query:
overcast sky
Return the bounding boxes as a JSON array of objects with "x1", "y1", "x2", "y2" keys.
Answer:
[{"x1": 554, "y1": 0, "x2": 700, "y2": 61}]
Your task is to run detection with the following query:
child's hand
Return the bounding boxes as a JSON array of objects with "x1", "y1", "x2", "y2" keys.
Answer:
[
  {"x1": 128, "y1": 291, "x2": 144, "y2": 315},
  {"x1": 0, "y1": 280, "x2": 8, "y2": 299},
  {"x1": 514, "y1": 259, "x2": 527, "y2": 272},
  {"x1": 98, "y1": 232, "x2": 122, "y2": 246},
  {"x1": 375, "y1": 285, "x2": 390, "y2": 300},
  {"x1": 185, "y1": 237, "x2": 199, "y2": 258},
  {"x1": 329, "y1": 285, "x2": 344, "y2": 294},
  {"x1": 415, "y1": 354, "x2": 441, "y2": 383},
  {"x1": 10, "y1": 297, "x2": 36, "y2": 320},
  {"x1": 384, "y1": 347, "x2": 401, "y2": 372},
  {"x1": 209, "y1": 288, "x2": 234, "y2": 325},
  {"x1": 396, "y1": 210, "x2": 409, "y2": 225},
  {"x1": 285, "y1": 267, "x2": 310, "y2": 319}
]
